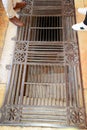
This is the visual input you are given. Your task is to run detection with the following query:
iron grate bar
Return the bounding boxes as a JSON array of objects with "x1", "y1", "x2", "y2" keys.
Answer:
[{"x1": 0, "y1": 0, "x2": 87, "y2": 128}]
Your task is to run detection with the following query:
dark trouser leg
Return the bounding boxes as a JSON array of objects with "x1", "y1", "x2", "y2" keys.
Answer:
[{"x1": 83, "y1": 12, "x2": 87, "y2": 25}]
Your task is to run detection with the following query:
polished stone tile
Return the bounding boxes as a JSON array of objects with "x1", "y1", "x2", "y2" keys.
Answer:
[
  {"x1": 78, "y1": 32, "x2": 87, "y2": 88},
  {"x1": 0, "y1": 0, "x2": 8, "y2": 58}
]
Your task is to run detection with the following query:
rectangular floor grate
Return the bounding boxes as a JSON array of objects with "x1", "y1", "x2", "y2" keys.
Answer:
[{"x1": 0, "y1": 0, "x2": 87, "y2": 128}]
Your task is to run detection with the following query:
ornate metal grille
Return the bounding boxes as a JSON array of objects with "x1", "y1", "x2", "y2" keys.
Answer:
[{"x1": 0, "y1": 0, "x2": 87, "y2": 128}]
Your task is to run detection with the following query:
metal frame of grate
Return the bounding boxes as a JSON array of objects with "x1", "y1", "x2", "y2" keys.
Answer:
[{"x1": 0, "y1": 0, "x2": 87, "y2": 128}]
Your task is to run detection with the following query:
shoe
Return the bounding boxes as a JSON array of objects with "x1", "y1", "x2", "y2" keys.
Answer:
[
  {"x1": 72, "y1": 22, "x2": 87, "y2": 31},
  {"x1": 78, "y1": 7, "x2": 87, "y2": 15},
  {"x1": 13, "y1": 1, "x2": 26, "y2": 10},
  {"x1": 9, "y1": 16, "x2": 24, "y2": 27}
]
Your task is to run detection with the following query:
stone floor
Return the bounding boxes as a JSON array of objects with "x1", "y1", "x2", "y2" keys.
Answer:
[
  {"x1": 0, "y1": 0, "x2": 87, "y2": 130},
  {"x1": 0, "y1": 0, "x2": 8, "y2": 58},
  {"x1": 0, "y1": 0, "x2": 17, "y2": 83}
]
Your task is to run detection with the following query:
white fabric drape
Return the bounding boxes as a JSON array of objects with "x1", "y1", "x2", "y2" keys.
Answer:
[{"x1": 2, "y1": 0, "x2": 21, "y2": 18}]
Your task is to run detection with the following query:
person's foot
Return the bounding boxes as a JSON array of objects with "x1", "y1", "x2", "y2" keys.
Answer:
[
  {"x1": 78, "y1": 7, "x2": 87, "y2": 15},
  {"x1": 13, "y1": 1, "x2": 26, "y2": 10},
  {"x1": 72, "y1": 22, "x2": 87, "y2": 31},
  {"x1": 9, "y1": 16, "x2": 24, "y2": 27}
]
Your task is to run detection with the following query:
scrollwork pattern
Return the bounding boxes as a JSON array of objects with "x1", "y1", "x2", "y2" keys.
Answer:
[
  {"x1": 20, "y1": 0, "x2": 33, "y2": 15},
  {"x1": 65, "y1": 42, "x2": 78, "y2": 52},
  {"x1": 1, "y1": 106, "x2": 21, "y2": 122},
  {"x1": 14, "y1": 52, "x2": 26, "y2": 63},
  {"x1": 70, "y1": 109, "x2": 85, "y2": 125},
  {"x1": 21, "y1": 5, "x2": 33, "y2": 15},
  {"x1": 63, "y1": 5, "x2": 74, "y2": 16},
  {"x1": 63, "y1": 0, "x2": 74, "y2": 5},
  {"x1": 65, "y1": 43, "x2": 79, "y2": 65},
  {"x1": 15, "y1": 42, "x2": 27, "y2": 51}
]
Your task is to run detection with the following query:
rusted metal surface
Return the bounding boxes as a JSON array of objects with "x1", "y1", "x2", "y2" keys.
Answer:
[{"x1": 0, "y1": 0, "x2": 87, "y2": 128}]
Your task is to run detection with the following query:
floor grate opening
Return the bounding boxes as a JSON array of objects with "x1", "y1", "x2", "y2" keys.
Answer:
[
  {"x1": 30, "y1": 29, "x2": 63, "y2": 41},
  {"x1": 25, "y1": 65, "x2": 65, "y2": 83},
  {"x1": 31, "y1": 16, "x2": 62, "y2": 27},
  {"x1": 30, "y1": 16, "x2": 63, "y2": 41}
]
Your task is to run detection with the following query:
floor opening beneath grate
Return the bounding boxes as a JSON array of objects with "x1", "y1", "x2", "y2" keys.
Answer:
[
  {"x1": 30, "y1": 16, "x2": 63, "y2": 41},
  {"x1": 0, "y1": 0, "x2": 87, "y2": 128}
]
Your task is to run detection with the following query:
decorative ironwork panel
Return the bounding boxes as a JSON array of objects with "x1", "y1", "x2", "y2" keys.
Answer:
[{"x1": 0, "y1": 0, "x2": 86, "y2": 128}]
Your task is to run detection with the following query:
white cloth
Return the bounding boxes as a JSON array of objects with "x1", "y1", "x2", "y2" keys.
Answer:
[{"x1": 2, "y1": 0, "x2": 21, "y2": 18}]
